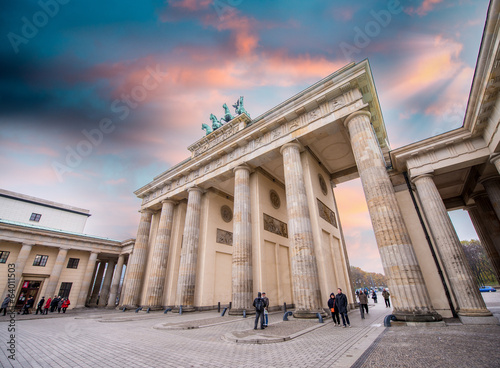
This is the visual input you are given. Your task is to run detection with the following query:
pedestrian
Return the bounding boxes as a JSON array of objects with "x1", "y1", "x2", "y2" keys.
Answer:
[
  {"x1": 262, "y1": 292, "x2": 269, "y2": 327},
  {"x1": 358, "y1": 290, "x2": 368, "y2": 319},
  {"x1": 382, "y1": 289, "x2": 391, "y2": 308},
  {"x1": 44, "y1": 297, "x2": 51, "y2": 315},
  {"x1": 252, "y1": 292, "x2": 266, "y2": 330},
  {"x1": 335, "y1": 288, "x2": 350, "y2": 328},
  {"x1": 35, "y1": 296, "x2": 45, "y2": 315},
  {"x1": 1, "y1": 296, "x2": 10, "y2": 316},
  {"x1": 327, "y1": 293, "x2": 340, "y2": 326},
  {"x1": 371, "y1": 290, "x2": 378, "y2": 303},
  {"x1": 50, "y1": 296, "x2": 59, "y2": 312},
  {"x1": 62, "y1": 298, "x2": 71, "y2": 313},
  {"x1": 22, "y1": 296, "x2": 34, "y2": 315},
  {"x1": 57, "y1": 297, "x2": 64, "y2": 313}
]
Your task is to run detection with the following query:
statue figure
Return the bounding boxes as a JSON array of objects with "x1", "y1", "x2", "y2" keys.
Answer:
[
  {"x1": 232, "y1": 96, "x2": 250, "y2": 118},
  {"x1": 202, "y1": 123, "x2": 213, "y2": 136},
  {"x1": 210, "y1": 113, "x2": 222, "y2": 130},
  {"x1": 221, "y1": 103, "x2": 234, "y2": 123}
]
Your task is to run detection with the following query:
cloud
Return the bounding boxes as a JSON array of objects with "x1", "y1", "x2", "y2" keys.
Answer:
[{"x1": 406, "y1": 0, "x2": 445, "y2": 16}]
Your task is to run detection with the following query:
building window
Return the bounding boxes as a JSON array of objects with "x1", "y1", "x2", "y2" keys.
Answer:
[
  {"x1": 0, "y1": 251, "x2": 10, "y2": 263},
  {"x1": 33, "y1": 255, "x2": 48, "y2": 267},
  {"x1": 58, "y1": 282, "x2": 72, "y2": 299},
  {"x1": 29, "y1": 213, "x2": 42, "y2": 222},
  {"x1": 67, "y1": 258, "x2": 80, "y2": 269}
]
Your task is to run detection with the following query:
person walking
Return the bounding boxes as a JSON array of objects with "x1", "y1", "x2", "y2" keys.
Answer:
[
  {"x1": 0, "y1": 296, "x2": 10, "y2": 316},
  {"x1": 382, "y1": 289, "x2": 391, "y2": 308},
  {"x1": 57, "y1": 297, "x2": 64, "y2": 313},
  {"x1": 22, "y1": 296, "x2": 34, "y2": 315},
  {"x1": 327, "y1": 293, "x2": 340, "y2": 326},
  {"x1": 35, "y1": 296, "x2": 45, "y2": 315},
  {"x1": 371, "y1": 290, "x2": 378, "y2": 304},
  {"x1": 253, "y1": 292, "x2": 266, "y2": 330},
  {"x1": 44, "y1": 297, "x2": 51, "y2": 315},
  {"x1": 358, "y1": 290, "x2": 368, "y2": 319},
  {"x1": 335, "y1": 288, "x2": 350, "y2": 328},
  {"x1": 262, "y1": 292, "x2": 269, "y2": 327},
  {"x1": 50, "y1": 296, "x2": 59, "y2": 312},
  {"x1": 62, "y1": 298, "x2": 71, "y2": 313}
]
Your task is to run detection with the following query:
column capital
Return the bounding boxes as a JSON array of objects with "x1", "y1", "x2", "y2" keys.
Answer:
[
  {"x1": 139, "y1": 208, "x2": 154, "y2": 215},
  {"x1": 233, "y1": 164, "x2": 251, "y2": 174},
  {"x1": 411, "y1": 172, "x2": 434, "y2": 184},
  {"x1": 21, "y1": 242, "x2": 35, "y2": 247},
  {"x1": 470, "y1": 191, "x2": 488, "y2": 201},
  {"x1": 478, "y1": 175, "x2": 500, "y2": 186},
  {"x1": 161, "y1": 199, "x2": 177, "y2": 206},
  {"x1": 489, "y1": 153, "x2": 500, "y2": 165},
  {"x1": 343, "y1": 110, "x2": 371, "y2": 129},
  {"x1": 187, "y1": 186, "x2": 203, "y2": 194},
  {"x1": 279, "y1": 142, "x2": 302, "y2": 155}
]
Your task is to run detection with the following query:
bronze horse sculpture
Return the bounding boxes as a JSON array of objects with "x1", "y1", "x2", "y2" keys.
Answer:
[
  {"x1": 233, "y1": 96, "x2": 250, "y2": 118},
  {"x1": 221, "y1": 103, "x2": 234, "y2": 123}
]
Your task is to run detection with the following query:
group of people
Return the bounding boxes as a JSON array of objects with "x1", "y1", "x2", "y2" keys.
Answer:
[{"x1": 0, "y1": 295, "x2": 71, "y2": 315}]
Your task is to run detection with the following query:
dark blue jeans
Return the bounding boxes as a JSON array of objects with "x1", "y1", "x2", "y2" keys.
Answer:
[
  {"x1": 340, "y1": 312, "x2": 350, "y2": 326},
  {"x1": 254, "y1": 310, "x2": 265, "y2": 329}
]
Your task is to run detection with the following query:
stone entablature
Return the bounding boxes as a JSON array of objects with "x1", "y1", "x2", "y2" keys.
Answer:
[{"x1": 136, "y1": 62, "x2": 387, "y2": 208}]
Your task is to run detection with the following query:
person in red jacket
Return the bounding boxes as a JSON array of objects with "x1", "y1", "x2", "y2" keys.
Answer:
[
  {"x1": 61, "y1": 298, "x2": 70, "y2": 313},
  {"x1": 44, "y1": 297, "x2": 51, "y2": 315}
]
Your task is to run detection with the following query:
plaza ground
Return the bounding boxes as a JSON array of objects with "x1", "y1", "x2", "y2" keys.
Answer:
[{"x1": 1, "y1": 292, "x2": 499, "y2": 368}]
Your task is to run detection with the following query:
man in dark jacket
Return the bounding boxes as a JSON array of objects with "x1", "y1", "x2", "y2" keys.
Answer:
[
  {"x1": 358, "y1": 290, "x2": 368, "y2": 319},
  {"x1": 50, "y1": 296, "x2": 59, "y2": 312},
  {"x1": 22, "y1": 296, "x2": 34, "y2": 315},
  {"x1": 335, "y1": 288, "x2": 350, "y2": 327},
  {"x1": 253, "y1": 292, "x2": 265, "y2": 330},
  {"x1": 35, "y1": 296, "x2": 45, "y2": 315},
  {"x1": 382, "y1": 289, "x2": 391, "y2": 307},
  {"x1": 327, "y1": 293, "x2": 340, "y2": 326}
]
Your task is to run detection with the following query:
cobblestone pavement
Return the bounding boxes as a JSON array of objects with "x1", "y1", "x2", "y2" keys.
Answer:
[{"x1": 0, "y1": 293, "x2": 498, "y2": 368}]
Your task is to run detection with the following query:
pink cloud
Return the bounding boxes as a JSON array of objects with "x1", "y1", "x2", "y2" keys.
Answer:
[
  {"x1": 170, "y1": 0, "x2": 212, "y2": 11},
  {"x1": 406, "y1": 0, "x2": 445, "y2": 16}
]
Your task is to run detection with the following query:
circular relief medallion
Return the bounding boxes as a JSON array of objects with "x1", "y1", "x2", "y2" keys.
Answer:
[
  {"x1": 270, "y1": 190, "x2": 281, "y2": 209},
  {"x1": 318, "y1": 174, "x2": 328, "y2": 196},
  {"x1": 221, "y1": 205, "x2": 233, "y2": 223}
]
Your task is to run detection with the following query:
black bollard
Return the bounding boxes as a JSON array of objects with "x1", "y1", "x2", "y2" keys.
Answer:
[
  {"x1": 146, "y1": 307, "x2": 150, "y2": 314},
  {"x1": 122, "y1": 307, "x2": 126, "y2": 312},
  {"x1": 221, "y1": 307, "x2": 227, "y2": 316},
  {"x1": 218, "y1": 302, "x2": 220, "y2": 313},
  {"x1": 316, "y1": 313, "x2": 323, "y2": 323},
  {"x1": 135, "y1": 307, "x2": 142, "y2": 313},
  {"x1": 243, "y1": 310, "x2": 246, "y2": 318},
  {"x1": 164, "y1": 308, "x2": 172, "y2": 314},
  {"x1": 283, "y1": 302, "x2": 287, "y2": 313},
  {"x1": 179, "y1": 305, "x2": 183, "y2": 315},
  {"x1": 283, "y1": 311, "x2": 293, "y2": 321},
  {"x1": 229, "y1": 301, "x2": 232, "y2": 309}
]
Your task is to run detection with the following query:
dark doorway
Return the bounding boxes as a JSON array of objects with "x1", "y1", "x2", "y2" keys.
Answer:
[{"x1": 15, "y1": 280, "x2": 42, "y2": 311}]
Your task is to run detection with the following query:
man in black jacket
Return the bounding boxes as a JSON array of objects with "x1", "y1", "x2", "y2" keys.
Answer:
[
  {"x1": 253, "y1": 292, "x2": 265, "y2": 330},
  {"x1": 335, "y1": 288, "x2": 350, "y2": 327}
]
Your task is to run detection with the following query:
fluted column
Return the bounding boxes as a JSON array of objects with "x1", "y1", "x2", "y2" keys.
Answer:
[
  {"x1": 107, "y1": 254, "x2": 125, "y2": 308},
  {"x1": 44, "y1": 248, "x2": 68, "y2": 298},
  {"x1": 479, "y1": 176, "x2": 500, "y2": 221},
  {"x1": 76, "y1": 252, "x2": 98, "y2": 308},
  {"x1": 2, "y1": 243, "x2": 33, "y2": 299},
  {"x1": 466, "y1": 205, "x2": 500, "y2": 282},
  {"x1": 176, "y1": 187, "x2": 203, "y2": 312},
  {"x1": 280, "y1": 143, "x2": 323, "y2": 318},
  {"x1": 229, "y1": 165, "x2": 253, "y2": 315},
  {"x1": 98, "y1": 259, "x2": 116, "y2": 307},
  {"x1": 145, "y1": 200, "x2": 176, "y2": 309},
  {"x1": 413, "y1": 174, "x2": 490, "y2": 317},
  {"x1": 344, "y1": 110, "x2": 440, "y2": 322},
  {"x1": 88, "y1": 261, "x2": 106, "y2": 306},
  {"x1": 490, "y1": 154, "x2": 500, "y2": 174},
  {"x1": 120, "y1": 209, "x2": 154, "y2": 308}
]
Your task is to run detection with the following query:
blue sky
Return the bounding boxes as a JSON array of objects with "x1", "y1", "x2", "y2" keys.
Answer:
[{"x1": 0, "y1": 0, "x2": 490, "y2": 273}]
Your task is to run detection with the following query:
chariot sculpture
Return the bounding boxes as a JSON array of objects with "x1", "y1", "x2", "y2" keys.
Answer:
[{"x1": 201, "y1": 96, "x2": 251, "y2": 136}]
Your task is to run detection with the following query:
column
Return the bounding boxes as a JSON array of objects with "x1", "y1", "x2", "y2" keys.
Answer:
[
  {"x1": 107, "y1": 254, "x2": 125, "y2": 308},
  {"x1": 280, "y1": 143, "x2": 323, "y2": 318},
  {"x1": 88, "y1": 261, "x2": 106, "y2": 306},
  {"x1": 175, "y1": 187, "x2": 203, "y2": 312},
  {"x1": 467, "y1": 205, "x2": 500, "y2": 282},
  {"x1": 229, "y1": 165, "x2": 253, "y2": 315},
  {"x1": 98, "y1": 259, "x2": 116, "y2": 307},
  {"x1": 145, "y1": 200, "x2": 176, "y2": 309},
  {"x1": 479, "y1": 176, "x2": 500, "y2": 221},
  {"x1": 76, "y1": 252, "x2": 98, "y2": 308},
  {"x1": 44, "y1": 248, "x2": 68, "y2": 298},
  {"x1": 120, "y1": 209, "x2": 154, "y2": 308},
  {"x1": 490, "y1": 153, "x2": 500, "y2": 174},
  {"x1": 413, "y1": 174, "x2": 491, "y2": 317},
  {"x1": 344, "y1": 111, "x2": 440, "y2": 322},
  {"x1": 2, "y1": 243, "x2": 33, "y2": 299}
]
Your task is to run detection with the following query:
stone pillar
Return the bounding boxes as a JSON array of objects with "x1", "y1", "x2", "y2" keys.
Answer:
[
  {"x1": 2, "y1": 243, "x2": 33, "y2": 299},
  {"x1": 88, "y1": 261, "x2": 106, "y2": 306},
  {"x1": 76, "y1": 252, "x2": 98, "y2": 308},
  {"x1": 280, "y1": 143, "x2": 323, "y2": 318},
  {"x1": 466, "y1": 205, "x2": 500, "y2": 282},
  {"x1": 229, "y1": 165, "x2": 253, "y2": 315},
  {"x1": 44, "y1": 248, "x2": 68, "y2": 298},
  {"x1": 344, "y1": 110, "x2": 440, "y2": 322},
  {"x1": 98, "y1": 259, "x2": 116, "y2": 307},
  {"x1": 107, "y1": 254, "x2": 125, "y2": 308},
  {"x1": 490, "y1": 153, "x2": 500, "y2": 175},
  {"x1": 120, "y1": 209, "x2": 154, "y2": 308},
  {"x1": 145, "y1": 200, "x2": 176, "y2": 309},
  {"x1": 175, "y1": 187, "x2": 203, "y2": 312},
  {"x1": 479, "y1": 176, "x2": 500, "y2": 221},
  {"x1": 413, "y1": 174, "x2": 491, "y2": 317}
]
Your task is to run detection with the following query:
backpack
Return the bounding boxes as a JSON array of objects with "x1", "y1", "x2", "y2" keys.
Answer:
[{"x1": 255, "y1": 298, "x2": 264, "y2": 312}]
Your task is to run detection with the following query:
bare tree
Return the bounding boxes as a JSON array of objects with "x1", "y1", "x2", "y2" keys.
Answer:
[{"x1": 461, "y1": 239, "x2": 497, "y2": 286}]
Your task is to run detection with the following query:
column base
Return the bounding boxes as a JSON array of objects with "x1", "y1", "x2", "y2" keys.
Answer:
[
  {"x1": 173, "y1": 306, "x2": 196, "y2": 313},
  {"x1": 120, "y1": 304, "x2": 139, "y2": 310},
  {"x1": 143, "y1": 305, "x2": 164, "y2": 311},
  {"x1": 457, "y1": 308, "x2": 493, "y2": 317},
  {"x1": 458, "y1": 315, "x2": 499, "y2": 325},
  {"x1": 393, "y1": 309, "x2": 442, "y2": 323},
  {"x1": 228, "y1": 308, "x2": 256, "y2": 316},
  {"x1": 292, "y1": 309, "x2": 327, "y2": 319}
]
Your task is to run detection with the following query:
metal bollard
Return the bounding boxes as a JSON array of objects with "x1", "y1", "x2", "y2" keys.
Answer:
[
  {"x1": 283, "y1": 302, "x2": 287, "y2": 313},
  {"x1": 218, "y1": 302, "x2": 221, "y2": 313},
  {"x1": 229, "y1": 302, "x2": 232, "y2": 309},
  {"x1": 179, "y1": 305, "x2": 183, "y2": 315},
  {"x1": 122, "y1": 307, "x2": 126, "y2": 312},
  {"x1": 146, "y1": 307, "x2": 151, "y2": 314},
  {"x1": 283, "y1": 311, "x2": 293, "y2": 321},
  {"x1": 243, "y1": 310, "x2": 246, "y2": 318},
  {"x1": 135, "y1": 307, "x2": 142, "y2": 313},
  {"x1": 316, "y1": 313, "x2": 323, "y2": 323},
  {"x1": 164, "y1": 308, "x2": 172, "y2": 314},
  {"x1": 221, "y1": 307, "x2": 227, "y2": 316},
  {"x1": 384, "y1": 314, "x2": 397, "y2": 327}
]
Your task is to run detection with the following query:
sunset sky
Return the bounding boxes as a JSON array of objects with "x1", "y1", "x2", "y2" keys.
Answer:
[{"x1": 0, "y1": 0, "x2": 490, "y2": 274}]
